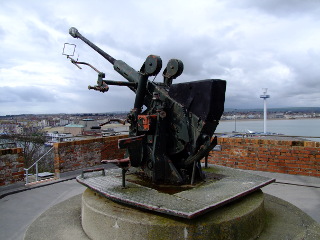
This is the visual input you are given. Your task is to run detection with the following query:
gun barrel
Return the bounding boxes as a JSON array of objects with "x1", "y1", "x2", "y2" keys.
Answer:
[{"x1": 69, "y1": 27, "x2": 116, "y2": 65}]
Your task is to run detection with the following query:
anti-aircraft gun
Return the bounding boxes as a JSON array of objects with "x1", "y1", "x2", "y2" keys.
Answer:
[{"x1": 65, "y1": 27, "x2": 226, "y2": 185}]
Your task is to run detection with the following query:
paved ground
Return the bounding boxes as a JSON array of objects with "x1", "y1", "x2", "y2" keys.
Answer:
[
  {"x1": 245, "y1": 170, "x2": 320, "y2": 223},
  {"x1": 0, "y1": 178, "x2": 85, "y2": 240},
  {"x1": 0, "y1": 168, "x2": 319, "y2": 240}
]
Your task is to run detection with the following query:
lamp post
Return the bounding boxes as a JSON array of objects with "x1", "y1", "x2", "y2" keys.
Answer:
[
  {"x1": 234, "y1": 109, "x2": 237, "y2": 132},
  {"x1": 260, "y1": 88, "x2": 270, "y2": 134}
]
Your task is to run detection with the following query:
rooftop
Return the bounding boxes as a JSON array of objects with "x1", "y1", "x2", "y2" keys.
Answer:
[
  {"x1": 64, "y1": 124, "x2": 84, "y2": 128},
  {"x1": 0, "y1": 167, "x2": 319, "y2": 240}
]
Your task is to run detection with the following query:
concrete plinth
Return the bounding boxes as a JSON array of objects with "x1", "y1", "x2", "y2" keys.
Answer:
[
  {"x1": 24, "y1": 190, "x2": 320, "y2": 240},
  {"x1": 82, "y1": 188, "x2": 265, "y2": 240}
]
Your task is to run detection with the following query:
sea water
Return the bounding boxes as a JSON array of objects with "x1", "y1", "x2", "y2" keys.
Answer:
[{"x1": 216, "y1": 118, "x2": 320, "y2": 139}]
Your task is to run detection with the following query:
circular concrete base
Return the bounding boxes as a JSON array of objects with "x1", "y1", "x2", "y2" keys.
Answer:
[
  {"x1": 24, "y1": 191, "x2": 320, "y2": 240},
  {"x1": 82, "y1": 189, "x2": 265, "y2": 240}
]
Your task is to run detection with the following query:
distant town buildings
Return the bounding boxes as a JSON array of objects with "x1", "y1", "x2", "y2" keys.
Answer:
[
  {"x1": 64, "y1": 124, "x2": 84, "y2": 136},
  {"x1": 0, "y1": 112, "x2": 128, "y2": 136},
  {"x1": 0, "y1": 110, "x2": 319, "y2": 137}
]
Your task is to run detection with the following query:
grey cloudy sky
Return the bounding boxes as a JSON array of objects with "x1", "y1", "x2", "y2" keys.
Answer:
[{"x1": 1, "y1": 0, "x2": 320, "y2": 115}]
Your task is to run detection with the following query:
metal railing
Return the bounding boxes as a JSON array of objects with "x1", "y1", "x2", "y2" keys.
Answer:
[{"x1": 24, "y1": 147, "x2": 54, "y2": 185}]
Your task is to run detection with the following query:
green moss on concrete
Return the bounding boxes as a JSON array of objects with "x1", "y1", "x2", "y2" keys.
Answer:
[
  {"x1": 82, "y1": 188, "x2": 265, "y2": 239},
  {"x1": 25, "y1": 190, "x2": 320, "y2": 240},
  {"x1": 258, "y1": 194, "x2": 320, "y2": 240}
]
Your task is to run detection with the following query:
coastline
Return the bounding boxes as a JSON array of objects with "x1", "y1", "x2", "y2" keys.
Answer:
[{"x1": 220, "y1": 117, "x2": 320, "y2": 122}]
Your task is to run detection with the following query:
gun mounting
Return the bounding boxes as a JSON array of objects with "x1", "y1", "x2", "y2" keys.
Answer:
[{"x1": 65, "y1": 27, "x2": 226, "y2": 185}]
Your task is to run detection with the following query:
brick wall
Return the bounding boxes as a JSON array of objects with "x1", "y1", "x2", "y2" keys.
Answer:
[
  {"x1": 0, "y1": 148, "x2": 25, "y2": 186},
  {"x1": 207, "y1": 137, "x2": 320, "y2": 177},
  {"x1": 54, "y1": 135, "x2": 127, "y2": 176}
]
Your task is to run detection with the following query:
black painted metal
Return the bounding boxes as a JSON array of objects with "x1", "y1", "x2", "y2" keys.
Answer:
[{"x1": 67, "y1": 27, "x2": 226, "y2": 185}]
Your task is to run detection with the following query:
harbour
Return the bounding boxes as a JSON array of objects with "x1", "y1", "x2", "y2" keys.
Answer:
[{"x1": 216, "y1": 118, "x2": 320, "y2": 141}]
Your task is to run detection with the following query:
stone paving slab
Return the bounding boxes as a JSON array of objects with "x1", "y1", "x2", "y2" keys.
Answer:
[{"x1": 76, "y1": 165, "x2": 275, "y2": 219}]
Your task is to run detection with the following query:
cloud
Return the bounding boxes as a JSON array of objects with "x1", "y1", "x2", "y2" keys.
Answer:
[
  {"x1": 230, "y1": 0, "x2": 320, "y2": 17},
  {"x1": 1, "y1": 0, "x2": 320, "y2": 115},
  {"x1": 0, "y1": 86, "x2": 54, "y2": 102}
]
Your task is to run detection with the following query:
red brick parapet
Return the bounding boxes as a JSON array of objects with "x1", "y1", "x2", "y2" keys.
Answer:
[
  {"x1": 53, "y1": 135, "x2": 320, "y2": 179},
  {"x1": 54, "y1": 135, "x2": 127, "y2": 177},
  {"x1": 0, "y1": 148, "x2": 25, "y2": 186},
  {"x1": 207, "y1": 137, "x2": 320, "y2": 177}
]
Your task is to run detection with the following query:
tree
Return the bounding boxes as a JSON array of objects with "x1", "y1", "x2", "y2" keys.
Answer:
[
  {"x1": 1, "y1": 127, "x2": 53, "y2": 172},
  {"x1": 16, "y1": 127, "x2": 47, "y2": 167}
]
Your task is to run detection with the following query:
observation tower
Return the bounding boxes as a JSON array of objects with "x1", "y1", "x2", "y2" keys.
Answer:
[{"x1": 260, "y1": 88, "x2": 270, "y2": 134}]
